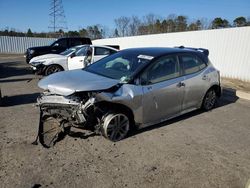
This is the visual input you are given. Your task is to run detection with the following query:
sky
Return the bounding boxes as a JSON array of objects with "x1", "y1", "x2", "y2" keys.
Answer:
[{"x1": 0, "y1": 0, "x2": 249, "y2": 33}]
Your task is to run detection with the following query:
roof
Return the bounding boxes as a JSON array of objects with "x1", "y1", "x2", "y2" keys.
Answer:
[{"x1": 121, "y1": 47, "x2": 208, "y2": 58}]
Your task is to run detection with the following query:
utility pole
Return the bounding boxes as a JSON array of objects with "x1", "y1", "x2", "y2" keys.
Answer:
[{"x1": 48, "y1": 0, "x2": 67, "y2": 34}]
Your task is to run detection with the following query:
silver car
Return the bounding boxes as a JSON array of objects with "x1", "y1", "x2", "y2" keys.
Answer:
[{"x1": 37, "y1": 47, "x2": 221, "y2": 147}]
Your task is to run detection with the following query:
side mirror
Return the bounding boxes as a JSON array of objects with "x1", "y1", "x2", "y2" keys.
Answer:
[
  {"x1": 70, "y1": 52, "x2": 76, "y2": 58},
  {"x1": 52, "y1": 43, "x2": 59, "y2": 49}
]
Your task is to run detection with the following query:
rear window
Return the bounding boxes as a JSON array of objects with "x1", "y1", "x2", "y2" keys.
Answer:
[
  {"x1": 94, "y1": 47, "x2": 116, "y2": 56},
  {"x1": 179, "y1": 54, "x2": 206, "y2": 75}
]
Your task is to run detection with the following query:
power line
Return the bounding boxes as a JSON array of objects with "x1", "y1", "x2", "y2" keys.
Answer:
[{"x1": 48, "y1": 0, "x2": 68, "y2": 33}]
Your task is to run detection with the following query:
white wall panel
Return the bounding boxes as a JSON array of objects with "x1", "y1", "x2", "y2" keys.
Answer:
[
  {"x1": 93, "y1": 27, "x2": 250, "y2": 81},
  {"x1": 0, "y1": 36, "x2": 56, "y2": 54}
]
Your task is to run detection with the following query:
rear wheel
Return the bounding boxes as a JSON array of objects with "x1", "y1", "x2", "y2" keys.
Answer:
[
  {"x1": 202, "y1": 89, "x2": 217, "y2": 111},
  {"x1": 101, "y1": 112, "x2": 130, "y2": 142},
  {"x1": 45, "y1": 65, "x2": 63, "y2": 76}
]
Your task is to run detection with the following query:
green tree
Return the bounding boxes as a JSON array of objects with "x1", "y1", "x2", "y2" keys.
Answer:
[
  {"x1": 155, "y1": 19, "x2": 162, "y2": 33},
  {"x1": 211, "y1": 17, "x2": 230, "y2": 29},
  {"x1": 188, "y1": 23, "x2": 198, "y2": 31},
  {"x1": 79, "y1": 28, "x2": 88, "y2": 37},
  {"x1": 66, "y1": 30, "x2": 80, "y2": 37},
  {"x1": 113, "y1": 28, "x2": 119, "y2": 37},
  {"x1": 87, "y1": 25, "x2": 103, "y2": 39},
  {"x1": 233, "y1": 16, "x2": 247, "y2": 27},
  {"x1": 27, "y1": 28, "x2": 33, "y2": 37},
  {"x1": 175, "y1": 16, "x2": 188, "y2": 32}
]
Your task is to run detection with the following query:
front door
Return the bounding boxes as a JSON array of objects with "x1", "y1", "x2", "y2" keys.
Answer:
[
  {"x1": 67, "y1": 46, "x2": 92, "y2": 70},
  {"x1": 140, "y1": 55, "x2": 185, "y2": 125}
]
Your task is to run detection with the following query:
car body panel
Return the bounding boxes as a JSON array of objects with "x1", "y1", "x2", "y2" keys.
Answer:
[
  {"x1": 37, "y1": 47, "x2": 220, "y2": 133},
  {"x1": 38, "y1": 70, "x2": 120, "y2": 96},
  {"x1": 142, "y1": 76, "x2": 185, "y2": 124}
]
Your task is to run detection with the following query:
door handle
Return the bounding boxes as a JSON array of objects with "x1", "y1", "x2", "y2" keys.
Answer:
[
  {"x1": 177, "y1": 82, "x2": 185, "y2": 88},
  {"x1": 79, "y1": 60, "x2": 84, "y2": 62}
]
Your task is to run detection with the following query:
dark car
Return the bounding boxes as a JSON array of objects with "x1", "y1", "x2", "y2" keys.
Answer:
[{"x1": 25, "y1": 37, "x2": 92, "y2": 63}]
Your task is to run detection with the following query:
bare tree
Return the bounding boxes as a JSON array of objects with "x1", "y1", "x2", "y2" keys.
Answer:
[
  {"x1": 143, "y1": 13, "x2": 159, "y2": 34},
  {"x1": 114, "y1": 16, "x2": 130, "y2": 37},
  {"x1": 128, "y1": 16, "x2": 141, "y2": 36}
]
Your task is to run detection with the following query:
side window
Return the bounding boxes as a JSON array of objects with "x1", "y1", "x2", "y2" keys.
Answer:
[
  {"x1": 56, "y1": 39, "x2": 67, "y2": 48},
  {"x1": 75, "y1": 46, "x2": 89, "y2": 56},
  {"x1": 94, "y1": 47, "x2": 111, "y2": 56},
  {"x1": 141, "y1": 55, "x2": 180, "y2": 85},
  {"x1": 70, "y1": 39, "x2": 83, "y2": 47},
  {"x1": 180, "y1": 54, "x2": 206, "y2": 75}
]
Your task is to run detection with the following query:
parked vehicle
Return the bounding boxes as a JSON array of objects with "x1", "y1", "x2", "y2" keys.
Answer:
[
  {"x1": 67, "y1": 45, "x2": 118, "y2": 70},
  {"x1": 37, "y1": 47, "x2": 221, "y2": 147},
  {"x1": 25, "y1": 37, "x2": 92, "y2": 63},
  {"x1": 29, "y1": 45, "x2": 118, "y2": 75},
  {"x1": 29, "y1": 45, "x2": 83, "y2": 75}
]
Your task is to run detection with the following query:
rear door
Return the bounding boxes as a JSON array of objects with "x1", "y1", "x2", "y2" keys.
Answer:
[
  {"x1": 179, "y1": 54, "x2": 210, "y2": 111},
  {"x1": 140, "y1": 55, "x2": 185, "y2": 124}
]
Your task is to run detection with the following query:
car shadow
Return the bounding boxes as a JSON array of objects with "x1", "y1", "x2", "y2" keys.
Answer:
[
  {"x1": 128, "y1": 88, "x2": 239, "y2": 138},
  {"x1": 35, "y1": 87, "x2": 239, "y2": 146},
  {"x1": 0, "y1": 61, "x2": 32, "y2": 79},
  {"x1": 67, "y1": 130, "x2": 96, "y2": 140},
  {"x1": 0, "y1": 93, "x2": 40, "y2": 107}
]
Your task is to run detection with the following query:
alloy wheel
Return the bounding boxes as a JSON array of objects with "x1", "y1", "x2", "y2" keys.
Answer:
[
  {"x1": 102, "y1": 113, "x2": 130, "y2": 142},
  {"x1": 203, "y1": 89, "x2": 216, "y2": 111}
]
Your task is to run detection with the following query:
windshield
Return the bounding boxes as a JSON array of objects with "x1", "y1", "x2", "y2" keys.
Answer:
[
  {"x1": 85, "y1": 50, "x2": 152, "y2": 83},
  {"x1": 75, "y1": 46, "x2": 89, "y2": 56},
  {"x1": 60, "y1": 48, "x2": 75, "y2": 56},
  {"x1": 60, "y1": 46, "x2": 83, "y2": 56}
]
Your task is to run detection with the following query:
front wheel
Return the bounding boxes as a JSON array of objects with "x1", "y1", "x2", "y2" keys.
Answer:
[
  {"x1": 202, "y1": 89, "x2": 217, "y2": 111},
  {"x1": 45, "y1": 65, "x2": 63, "y2": 76},
  {"x1": 101, "y1": 112, "x2": 130, "y2": 142}
]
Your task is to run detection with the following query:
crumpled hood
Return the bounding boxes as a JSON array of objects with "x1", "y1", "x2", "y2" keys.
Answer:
[
  {"x1": 38, "y1": 70, "x2": 120, "y2": 96},
  {"x1": 30, "y1": 54, "x2": 64, "y2": 63}
]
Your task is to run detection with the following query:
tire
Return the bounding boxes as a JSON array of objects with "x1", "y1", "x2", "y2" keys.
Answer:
[
  {"x1": 38, "y1": 114, "x2": 63, "y2": 148},
  {"x1": 45, "y1": 65, "x2": 63, "y2": 76},
  {"x1": 202, "y1": 89, "x2": 217, "y2": 111},
  {"x1": 101, "y1": 112, "x2": 130, "y2": 142}
]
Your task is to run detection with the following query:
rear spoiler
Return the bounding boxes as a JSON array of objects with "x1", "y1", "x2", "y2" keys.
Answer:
[{"x1": 175, "y1": 46, "x2": 209, "y2": 56}]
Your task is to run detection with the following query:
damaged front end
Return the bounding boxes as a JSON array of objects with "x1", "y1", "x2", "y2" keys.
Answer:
[{"x1": 37, "y1": 91, "x2": 104, "y2": 148}]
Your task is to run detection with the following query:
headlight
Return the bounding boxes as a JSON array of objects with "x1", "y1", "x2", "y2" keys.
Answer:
[
  {"x1": 29, "y1": 49, "x2": 35, "y2": 54},
  {"x1": 31, "y1": 61, "x2": 45, "y2": 66}
]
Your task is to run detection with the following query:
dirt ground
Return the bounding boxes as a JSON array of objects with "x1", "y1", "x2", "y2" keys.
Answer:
[
  {"x1": 221, "y1": 77, "x2": 250, "y2": 93},
  {"x1": 0, "y1": 54, "x2": 250, "y2": 188}
]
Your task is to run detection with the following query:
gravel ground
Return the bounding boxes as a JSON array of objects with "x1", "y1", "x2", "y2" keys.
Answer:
[{"x1": 0, "y1": 55, "x2": 250, "y2": 188}]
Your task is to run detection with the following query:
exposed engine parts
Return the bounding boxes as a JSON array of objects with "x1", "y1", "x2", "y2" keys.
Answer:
[{"x1": 37, "y1": 91, "x2": 125, "y2": 147}]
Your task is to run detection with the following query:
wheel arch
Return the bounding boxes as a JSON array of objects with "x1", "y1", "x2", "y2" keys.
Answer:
[
  {"x1": 46, "y1": 64, "x2": 65, "y2": 71},
  {"x1": 96, "y1": 101, "x2": 136, "y2": 129},
  {"x1": 208, "y1": 84, "x2": 221, "y2": 97},
  {"x1": 44, "y1": 64, "x2": 64, "y2": 75}
]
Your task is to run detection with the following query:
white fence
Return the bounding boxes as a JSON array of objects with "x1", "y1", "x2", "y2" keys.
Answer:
[
  {"x1": 93, "y1": 27, "x2": 250, "y2": 82},
  {"x1": 0, "y1": 36, "x2": 56, "y2": 54}
]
